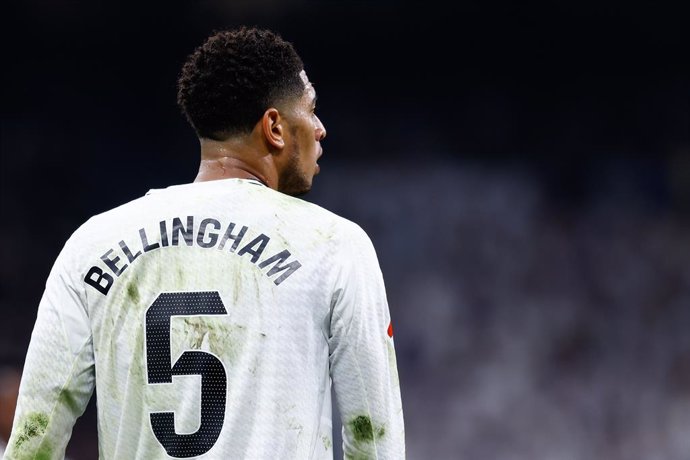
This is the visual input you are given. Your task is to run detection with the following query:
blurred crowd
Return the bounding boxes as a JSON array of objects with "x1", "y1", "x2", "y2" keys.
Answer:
[{"x1": 318, "y1": 156, "x2": 690, "y2": 459}]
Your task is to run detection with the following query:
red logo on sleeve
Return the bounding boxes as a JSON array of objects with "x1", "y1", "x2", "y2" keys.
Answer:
[{"x1": 387, "y1": 321, "x2": 393, "y2": 338}]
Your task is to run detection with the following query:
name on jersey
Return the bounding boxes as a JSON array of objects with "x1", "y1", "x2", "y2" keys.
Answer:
[{"x1": 84, "y1": 216, "x2": 302, "y2": 295}]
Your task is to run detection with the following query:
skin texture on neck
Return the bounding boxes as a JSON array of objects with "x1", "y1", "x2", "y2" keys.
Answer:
[{"x1": 194, "y1": 127, "x2": 279, "y2": 189}]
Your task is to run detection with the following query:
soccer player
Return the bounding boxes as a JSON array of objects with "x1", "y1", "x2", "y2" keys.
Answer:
[{"x1": 3, "y1": 27, "x2": 405, "y2": 459}]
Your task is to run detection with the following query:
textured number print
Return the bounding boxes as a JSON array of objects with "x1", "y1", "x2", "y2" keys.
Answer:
[{"x1": 145, "y1": 291, "x2": 228, "y2": 458}]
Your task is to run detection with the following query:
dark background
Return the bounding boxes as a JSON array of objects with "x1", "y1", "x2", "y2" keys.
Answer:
[{"x1": 1, "y1": 0, "x2": 689, "y2": 458}]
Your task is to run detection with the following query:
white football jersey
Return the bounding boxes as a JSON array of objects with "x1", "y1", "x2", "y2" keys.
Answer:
[{"x1": 4, "y1": 179, "x2": 404, "y2": 459}]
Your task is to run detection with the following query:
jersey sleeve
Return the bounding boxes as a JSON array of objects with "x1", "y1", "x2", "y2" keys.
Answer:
[
  {"x1": 4, "y1": 238, "x2": 95, "y2": 460},
  {"x1": 328, "y1": 223, "x2": 405, "y2": 459}
]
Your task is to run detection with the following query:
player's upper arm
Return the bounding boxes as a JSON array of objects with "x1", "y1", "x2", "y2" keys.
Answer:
[
  {"x1": 4, "y1": 236, "x2": 95, "y2": 460},
  {"x1": 328, "y1": 222, "x2": 405, "y2": 459}
]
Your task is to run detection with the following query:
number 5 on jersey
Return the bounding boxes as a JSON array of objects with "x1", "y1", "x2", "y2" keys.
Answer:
[{"x1": 145, "y1": 291, "x2": 228, "y2": 458}]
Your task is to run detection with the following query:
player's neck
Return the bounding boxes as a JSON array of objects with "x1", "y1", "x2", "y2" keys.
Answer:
[{"x1": 195, "y1": 138, "x2": 276, "y2": 188}]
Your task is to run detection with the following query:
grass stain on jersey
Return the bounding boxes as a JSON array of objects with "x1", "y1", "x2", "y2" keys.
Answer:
[
  {"x1": 59, "y1": 387, "x2": 80, "y2": 415},
  {"x1": 345, "y1": 454, "x2": 370, "y2": 460},
  {"x1": 35, "y1": 443, "x2": 53, "y2": 460},
  {"x1": 126, "y1": 281, "x2": 140, "y2": 304},
  {"x1": 322, "y1": 435, "x2": 332, "y2": 450},
  {"x1": 348, "y1": 415, "x2": 385, "y2": 445},
  {"x1": 350, "y1": 415, "x2": 374, "y2": 442},
  {"x1": 13, "y1": 412, "x2": 49, "y2": 450}
]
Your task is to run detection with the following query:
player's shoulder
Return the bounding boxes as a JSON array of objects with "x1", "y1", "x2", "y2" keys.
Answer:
[{"x1": 266, "y1": 187, "x2": 371, "y2": 242}]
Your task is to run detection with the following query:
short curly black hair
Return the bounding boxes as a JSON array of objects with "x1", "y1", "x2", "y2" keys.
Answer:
[{"x1": 177, "y1": 26, "x2": 305, "y2": 140}]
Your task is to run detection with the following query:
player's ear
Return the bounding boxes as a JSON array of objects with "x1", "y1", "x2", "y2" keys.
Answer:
[{"x1": 261, "y1": 108, "x2": 285, "y2": 150}]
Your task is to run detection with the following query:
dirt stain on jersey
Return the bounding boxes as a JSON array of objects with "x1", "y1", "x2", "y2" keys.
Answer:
[
  {"x1": 13, "y1": 412, "x2": 49, "y2": 450},
  {"x1": 184, "y1": 317, "x2": 209, "y2": 349},
  {"x1": 177, "y1": 317, "x2": 255, "y2": 366},
  {"x1": 315, "y1": 227, "x2": 335, "y2": 241}
]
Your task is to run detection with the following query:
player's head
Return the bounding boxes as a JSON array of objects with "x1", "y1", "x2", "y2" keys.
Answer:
[{"x1": 177, "y1": 26, "x2": 326, "y2": 196}]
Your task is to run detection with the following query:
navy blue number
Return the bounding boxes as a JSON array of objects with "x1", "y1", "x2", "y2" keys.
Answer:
[{"x1": 145, "y1": 291, "x2": 227, "y2": 458}]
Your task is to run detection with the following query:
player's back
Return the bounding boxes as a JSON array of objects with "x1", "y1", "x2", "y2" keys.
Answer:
[{"x1": 79, "y1": 178, "x2": 344, "y2": 459}]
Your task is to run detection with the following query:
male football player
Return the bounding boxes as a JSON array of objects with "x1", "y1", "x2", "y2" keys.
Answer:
[{"x1": 4, "y1": 26, "x2": 404, "y2": 459}]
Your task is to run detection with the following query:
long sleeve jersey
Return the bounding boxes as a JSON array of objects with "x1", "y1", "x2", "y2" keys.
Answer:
[{"x1": 3, "y1": 178, "x2": 404, "y2": 460}]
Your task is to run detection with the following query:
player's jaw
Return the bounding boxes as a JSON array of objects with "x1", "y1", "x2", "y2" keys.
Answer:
[{"x1": 278, "y1": 144, "x2": 318, "y2": 197}]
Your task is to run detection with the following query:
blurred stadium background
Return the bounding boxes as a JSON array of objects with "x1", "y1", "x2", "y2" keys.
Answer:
[{"x1": 1, "y1": 0, "x2": 688, "y2": 458}]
